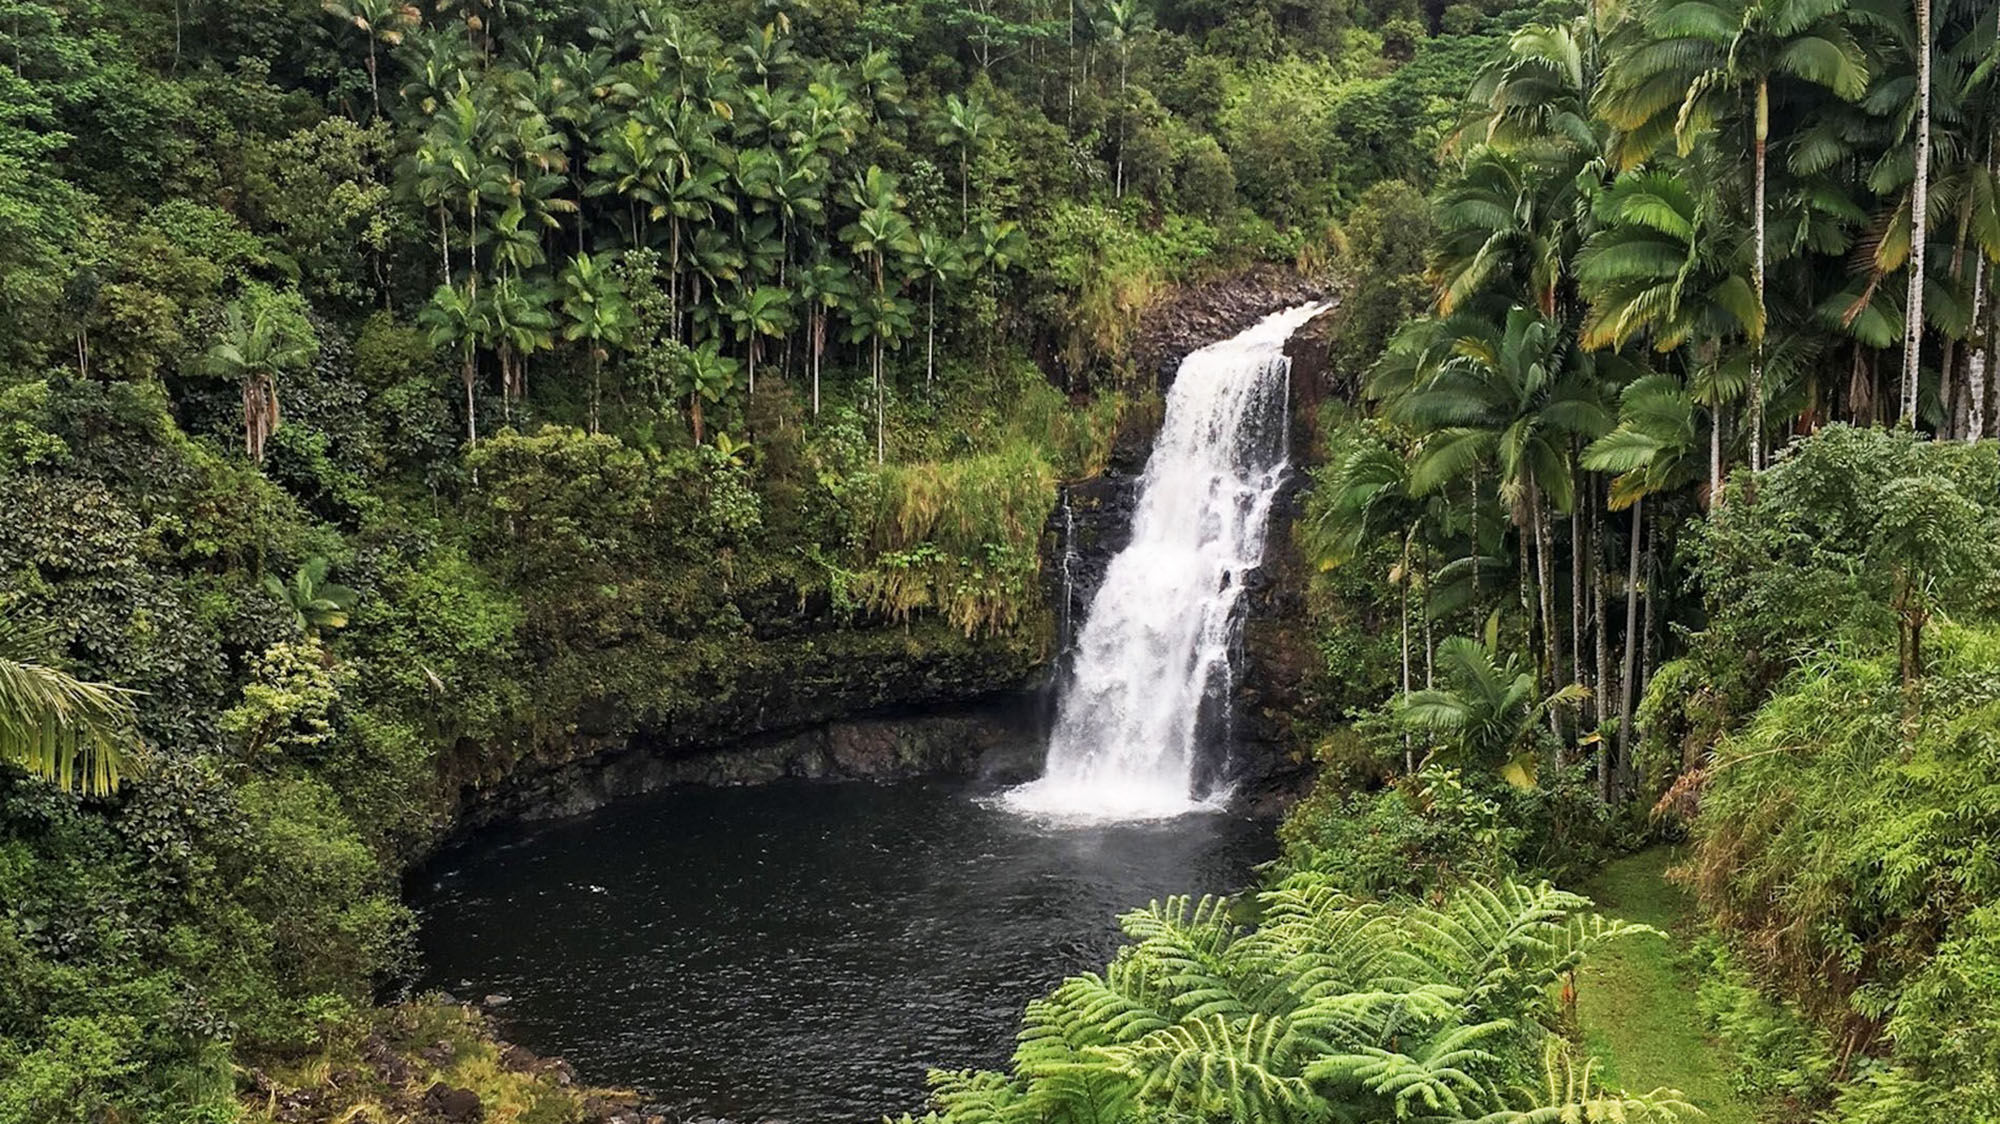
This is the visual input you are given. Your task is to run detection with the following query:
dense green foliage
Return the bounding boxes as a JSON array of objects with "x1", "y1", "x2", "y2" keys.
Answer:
[
  {"x1": 1269, "y1": 0, "x2": 2000, "y2": 1117},
  {"x1": 5, "y1": 0, "x2": 1998, "y2": 1113},
  {"x1": 898, "y1": 876, "x2": 1688, "y2": 1124}
]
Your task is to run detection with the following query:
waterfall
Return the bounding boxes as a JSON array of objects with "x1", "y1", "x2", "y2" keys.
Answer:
[
  {"x1": 1057, "y1": 486, "x2": 1080, "y2": 656},
  {"x1": 1006, "y1": 303, "x2": 1325, "y2": 821}
]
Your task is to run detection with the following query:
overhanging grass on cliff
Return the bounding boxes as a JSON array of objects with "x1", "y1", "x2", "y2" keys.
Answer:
[{"x1": 850, "y1": 442, "x2": 1059, "y2": 637}]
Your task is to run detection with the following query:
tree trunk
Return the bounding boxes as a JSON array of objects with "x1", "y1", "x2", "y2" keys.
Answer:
[
  {"x1": 1594, "y1": 498, "x2": 1611, "y2": 796},
  {"x1": 1401, "y1": 532, "x2": 1414, "y2": 775},
  {"x1": 874, "y1": 338, "x2": 885, "y2": 464},
  {"x1": 1531, "y1": 482, "x2": 1563, "y2": 740},
  {"x1": 1641, "y1": 516, "x2": 1658, "y2": 696},
  {"x1": 1616, "y1": 495, "x2": 1643, "y2": 802},
  {"x1": 690, "y1": 392, "x2": 704, "y2": 445},
  {"x1": 1750, "y1": 78, "x2": 1768, "y2": 470},
  {"x1": 1904, "y1": 0, "x2": 1933, "y2": 424},
  {"x1": 1709, "y1": 405, "x2": 1722, "y2": 507},
  {"x1": 1570, "y1": 502, "x2": 1584, "y2": 692},
  {"x1": 366, "y1": 37, "x2": 380, "y2": 120},
  {"x1": 1422, "y1": 540, "x2": 1435, "y2": 688},
  {"x1": 1973, "y1": 252, "x2": 1992, "y2": 441},
  {"x1": 811, "y1": 308, "x2": 823, "y2": 416},
  {"x1": 926, "y1": 280, "x2": 937, "y2": 387},
  {"x1": 462, "y1": 352, "x2": 478, "y2": 447},
  {"x1": 589, "y1": 353, "x2": 601, "y2": 435}
]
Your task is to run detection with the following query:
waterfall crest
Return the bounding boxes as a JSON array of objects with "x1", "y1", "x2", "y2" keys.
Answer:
[{"x1": 1006, "y1": 303, "x2": 1325, "y2": 821}]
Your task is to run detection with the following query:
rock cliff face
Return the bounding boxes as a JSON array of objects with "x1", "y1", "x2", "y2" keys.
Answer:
[
  {"x1": 457, "y1": 270, "x2": 1336, "y2": 829},
  {"x1": 1232, "y1": 308, "x2": 1340, "y2": 808},
  {"x1": 461, "y1": 699, "x2": 1047, "y2": 829}
]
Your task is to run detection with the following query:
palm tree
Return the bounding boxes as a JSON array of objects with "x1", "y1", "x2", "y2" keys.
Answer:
[
  {"x1": 321, "y1": 0, "x2": 419, "y2": 118},
  {"x1": 1576, "y1": 164, "x2": 1762, "y2": 496},
  {"x1": 0, "y1": 608, "x2": 140, "y2": 795},
  {"x1": 483, "y1": 276, "x2": 556, "y2": 423},
  {"x1": 723, "y1": 284, "x2": 795, "y2": 392},
  {"x1": 934, "y1": 93, "x2": 995, "y2": 228},
  {"x1": 845, "y1": 291, "x2": 915, "y2": 463},
  {"x1": 1597, "y1": 0, "x2": 1868, "y2": 462},
  {"x1": 1305, "y1": 425, "x2": 1447, "y2": 771},
  {"x1": 1095, "y1": 0, "x2": 1151, "y2": 197},
  {"x1": 1401, "y1": 631, "x2": 1588, "y2": 787},
  {"x1": 677, "y1": 338, "x2": 740, "y2": 444},
  {"x1": 559, "y1": 252, "x2": 635, "y2": 433},
  {"x1": 203, "y1": 300, "x2": 317, "y2": 463},
  {"x1": 1581, "y1": 373, "x2": 1699, "y2": 795},
  {"x1": 912, "y1": 231, "x2": 965, "y2": 386},
  {"x1": 264, "y1": 556, "x2": 360, "y2": 639},
  {"x1": 795, "y1": 257, "x2": 855, "y2": 415},
  {"x1": 1904, "y1": 0, "x2": 1934, "y2": 421},
  {"x1": 419, "y1": 280, "x2": 492, "y2": 448},
  {"x1": 1392, "y1": 307, "x2": 1611, "y2": 706},
  {"x1": 1432, "y1": 148, "x2": 1574, "y2": 318}
]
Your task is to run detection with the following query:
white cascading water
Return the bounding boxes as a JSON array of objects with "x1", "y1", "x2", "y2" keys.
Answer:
[{"x1": 1006, "y1": 303, "x2": 1326, "y2": 821}]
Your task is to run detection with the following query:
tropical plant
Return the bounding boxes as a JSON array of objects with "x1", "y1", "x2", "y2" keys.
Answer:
[
  {"x1": 897, "y1": 874, "x2": 1680, "y2": 1124},
  {"x1": 320, "y1": 0, "x2": 419, "y2": 118},
  {"x1": 722, "y1": 283, "x2": 794, "y2": 392},
  {"x1": 264, "y1": 556, "x2": 361, "y2": 639},
  {"x1": 676, "y1": 337, "x2": 741, "y2": 444},
  {"x1": 1402, "y1": 629, "x2": 1589, "y2": 786},
  {"x1": 559, "y1": 251, "x2": 635, "y2": 433},
  {"x1": 0, "y1": 607, "x2": 140, "y2": 795},
  {"x1": 202, "y1": 298, "x2": 318, "y2": 463}
]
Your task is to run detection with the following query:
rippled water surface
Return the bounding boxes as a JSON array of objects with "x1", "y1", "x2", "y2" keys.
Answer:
[{"x1": 412, "y1": 778, "x2": 1272, "y2": 1122}]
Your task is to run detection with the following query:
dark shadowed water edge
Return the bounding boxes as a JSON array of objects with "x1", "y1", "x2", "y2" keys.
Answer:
[{"x1": 409, "y1": 775, "x2": 1275, "y2": 1123}]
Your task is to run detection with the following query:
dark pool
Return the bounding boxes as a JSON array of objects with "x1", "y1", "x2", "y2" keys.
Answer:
[{"x1": 410, "y1": 777, "x2": 1273, "y2": 1122}]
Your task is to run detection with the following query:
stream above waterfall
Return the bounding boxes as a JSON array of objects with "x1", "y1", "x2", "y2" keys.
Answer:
[{"x1": 412, "y1": 779, "x2": 1272, "y2": 1122}]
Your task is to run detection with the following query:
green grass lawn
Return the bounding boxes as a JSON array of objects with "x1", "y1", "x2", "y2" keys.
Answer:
[{"x1": 1573, "y1": 848, "x2": 1757, "y2": 1124}]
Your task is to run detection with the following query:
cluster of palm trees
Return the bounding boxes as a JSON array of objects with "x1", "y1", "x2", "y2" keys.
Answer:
[
  {"x1": 341, "y1": 1, "x2": 1027, "y2": 457},
  {"x1": 1320, "y1": 0, "x2": 1998, "y2": 796}
]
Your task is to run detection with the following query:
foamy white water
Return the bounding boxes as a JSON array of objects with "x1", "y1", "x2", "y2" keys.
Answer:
[{"x1": 1006, "y1": 303, "x2": 1325, "y2": 822}]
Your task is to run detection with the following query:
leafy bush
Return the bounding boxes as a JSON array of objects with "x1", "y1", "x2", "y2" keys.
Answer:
[{"x1": 1691, "y1": 625, "x2": 2000, "y2": 1096}]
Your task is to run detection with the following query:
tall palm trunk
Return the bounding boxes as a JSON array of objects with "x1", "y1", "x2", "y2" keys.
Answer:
[
  {"x1": 810, "y1": 307, "x2": 823, "y2": 415},
  {"x1": 1616, "y1": 495, "x2": 1643, "y2": 802},
  {"x1": 1972, "y1": 253, "x2": 1991, "y2": 441},
  {"x1": 1530, "y1": 482, "x2": 1563, "y2": 739},
  {"x1": 1593, "y1": 500, "x2": 1611, "y2": 796},
  {"x1": 1750, "y1": 78, "x2": 1769, "y2": 469},
  {"x1": 461, "y1": 349, "x2": 478, "y2": 447},
  {"x1": 1400, "y1": 532, "x2": 1413, "y2": 774},
  {"x1": 1904, "y1": 0, "x2": 1933, "y2": 423},
  {"x1": 588, "y1": 352, "x2": 601, "y2": 435},
  {"x1": 1709, "y1": 406, "x2": 1722, "y2": 506},
  {"x1": 926, "y1": 279, "x2": 937, "y2": 387},
  {"x1": 366, "y1": 36, "x2": 380, "y2": 120},
  {"x1": 1570, "y1": 503, "x2": 1584, "y2": 691},
  {"x1": 874, "y1": 337, "x2": 885, "y2": 464}
]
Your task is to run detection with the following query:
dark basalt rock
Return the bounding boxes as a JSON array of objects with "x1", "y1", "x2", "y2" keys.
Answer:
[
  {"x1": 459, "y1": 699, "x2": 1047, "y2": 828},
  {"x1": 1130, "y1": 265, "x2": 1335, "y2": 400},
  {"x1": 420, "y1": 1082, "x2": 484, "y2": 1124},
  {"x1": 1226, "y1": 304, "x2": 1343, "y2": 809}
]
